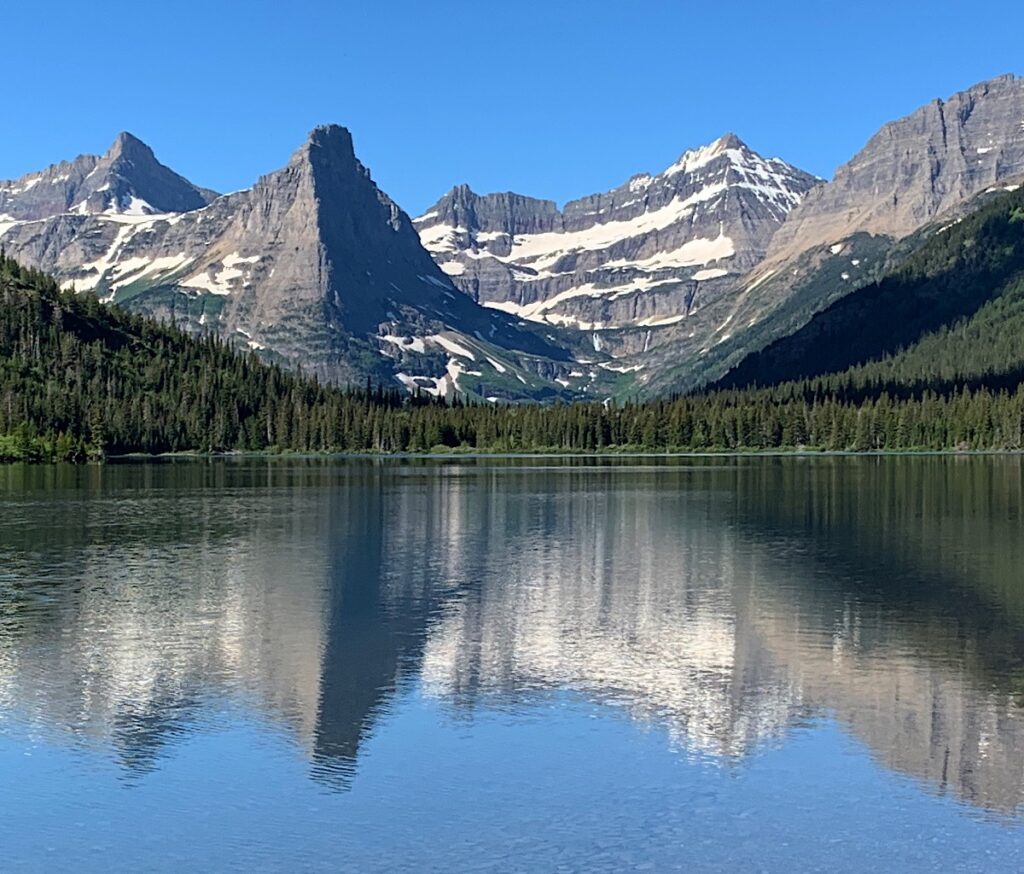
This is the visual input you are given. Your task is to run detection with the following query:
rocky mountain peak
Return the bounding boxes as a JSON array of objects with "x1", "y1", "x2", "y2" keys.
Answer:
[
  {"x1": 659, "y1": 132, "x2": 812, "y2": 195},
  {"x1": 0, "y1": 132, "x2": 216, "y2": 221},
  {"x1": 105, "y1": 131, "x2": 156, "y2": 162},
  {"x1": 95, "y1": 131, "x2": 215, "y2": 215},
  {"x1": 440, "y1": 183, "x2": 481, "y2": 211},
  {"x1": 418, "y1": 185, "x2": 561, "y2": 239},
  {"x1": 662, "y1": 133, "x2": 747, "y2": 176},
  {"x1": 1, "y1": 125, "x2": 572, "y2": 398},
  {"x1": 414, "y1": 133, "x2": 817, "y2": 359},
  {"x1": 716, "y1": 131, "x2": 745, "y2": 150},
  {"x1": 765, "y1": 73, "x2": 1024, "y2": 264},
  {"x1": 292, "y1": 124, "x2": 359, "y2": 168},
  {"x1": 10, "y1": 73, "x2": 1018, "y2": 403},
  {"x1": 679, "y1": 131, "x2": 745, "y2": 161}
]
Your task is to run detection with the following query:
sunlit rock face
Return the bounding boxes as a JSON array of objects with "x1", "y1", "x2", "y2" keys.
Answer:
[
  {"x1": 659, "y1": 74, "x2": 1024, "y2": 395},
  {"x1": 764, "y1": 74, "x2": 1024, "y2": 266},
  {"x1": 5, "y1": 76, "x2": 1023, "y2": 399},
  {"x1": 416, "y1": 75, "x2": 1024, "y2": 396},
  {"x1": 415, "y1": 136, "x2": 816, "y2": 330}
]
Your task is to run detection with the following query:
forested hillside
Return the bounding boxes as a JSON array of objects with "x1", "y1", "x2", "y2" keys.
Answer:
[
  {"x1": 717, "y1": 186, "x2": 1024, "y2": 390},
  {"x1": 0, "y1": 253, "x2": 420, "y2": 460},
  {"x1": 4, "y1": 232, "x2": 1024, "y2": 461}
]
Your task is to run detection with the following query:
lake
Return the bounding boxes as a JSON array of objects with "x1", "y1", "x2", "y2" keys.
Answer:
[{"x1": 0, "y1": 456, "x2": 1022, "y2": 872}]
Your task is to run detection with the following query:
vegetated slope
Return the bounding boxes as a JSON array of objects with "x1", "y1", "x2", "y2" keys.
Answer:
[
  {"x1": 0, "y1": 253, "x2": 411, "y2": 460},
  {"x1": 6, "y1": 217, "x2": 1024, "y2": 463},
  {"x1": 642, "y1": 73, "x2": 1024, "y2": 398},
  {"x1": 716, "y1": 186, "x2": 1024, "y2": 390}
]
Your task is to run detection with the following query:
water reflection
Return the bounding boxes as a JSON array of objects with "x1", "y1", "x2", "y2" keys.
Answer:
[{"x1": 0, "y1": 458, "x2": 1022, "y2": 813}]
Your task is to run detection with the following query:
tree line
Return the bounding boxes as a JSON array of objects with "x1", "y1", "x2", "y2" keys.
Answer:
[{"x1": 2, "y1": 250, "x2": 1024, "y2": 462}]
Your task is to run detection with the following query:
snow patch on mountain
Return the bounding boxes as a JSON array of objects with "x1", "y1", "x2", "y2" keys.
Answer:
[{"x1": 414, "y1": 134, "x2": 817, "y2": 340}]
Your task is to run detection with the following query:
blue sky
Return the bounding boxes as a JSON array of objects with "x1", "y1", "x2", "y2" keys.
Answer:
[{"x1": 4, "y1": 0, "x2": 1022, "y2": 214}]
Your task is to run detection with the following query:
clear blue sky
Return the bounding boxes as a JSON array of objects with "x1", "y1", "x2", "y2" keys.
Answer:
[{"x1": 4, "y1": 0, "x2": 1022, "y2": 214}]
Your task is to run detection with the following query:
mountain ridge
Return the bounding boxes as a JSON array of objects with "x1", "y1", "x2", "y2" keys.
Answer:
[
  {"x1": 762, "y1": 72, "x2": 1024, "y2": 268},
  {"x1": 0, "y1": 125, "x2": 577, "y2": 401},
  {"x1": 0, "y1": 131, "x2": 217, "y2": 221},
  {"x1": 413, "y1": 133, "x2": 818, "y2": 397}
]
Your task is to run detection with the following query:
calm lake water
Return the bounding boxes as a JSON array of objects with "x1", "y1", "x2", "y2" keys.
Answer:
[{"x1": 1, "y1": 456, "x2": 1023, "y2": 872}]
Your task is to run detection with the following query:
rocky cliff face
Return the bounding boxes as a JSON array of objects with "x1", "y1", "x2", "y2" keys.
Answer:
[
  {"x1": 0, "y1": 127, "x2": 574, "y2": 399},
  {"x1": 412, "y1": 135, "x2": 818, "y2": 396},
  {"x1": 4, "y1": 73, "x2": 1023, "y2": 400},
  {"x1": 765, "y1": 73, "x2": 1024, "y2": 265},
  {"x1": 415, "y1": 135, "x2": 817, "y2": 332}
]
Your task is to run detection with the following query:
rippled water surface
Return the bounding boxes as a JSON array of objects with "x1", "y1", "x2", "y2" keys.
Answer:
[{"x1": 1, "y1": 456, "x2": 1023, "y2": 872}]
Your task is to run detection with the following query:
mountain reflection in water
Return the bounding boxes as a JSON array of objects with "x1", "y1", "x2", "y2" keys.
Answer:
[{"x1": 0, "y1": 457, "x2": 1021, "y2": 814}]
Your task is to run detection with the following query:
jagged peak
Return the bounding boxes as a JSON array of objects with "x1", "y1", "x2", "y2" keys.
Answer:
[
  {"x1": 965, "y1": 72, "x2": 1018, "y2": 93},
  {"x1": 306, "y1": 123, "x2": 355, "y2": 152},
  {"x1": 897, "y1": 73, "x2": 1023, "y2": 122},
  {"x1": 413, "y1": 184, "x2": 483, "y2": 227},
  {"x1": 715, "y1": 132, "x2": 747, "y2": 151},
  {"x1": 105, "y1": 131, "x2": 157, "y2": 162},
  {"x1": 95, "y1": 131, "x2": 216, "y2": 214},
  {"x1": 660, "y1": 133, "x2": 819, "y2": 191},
  {"x1": 430, "y1": 183, "x2": 478, "y2": 206},
  {"x1": 415, "y1": 185, "x2": 560, "y2": 226},
  {"x1": 450, "y1": 182, "x2": 477, "y2": 199},
  {"x1": 663, "y1": 133, "x2": 762, "y2": 178}
]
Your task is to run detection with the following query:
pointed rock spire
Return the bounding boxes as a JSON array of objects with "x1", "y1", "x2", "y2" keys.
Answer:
[{"x1": 105, "y1": 131, "x2": 156, "y2": 161}]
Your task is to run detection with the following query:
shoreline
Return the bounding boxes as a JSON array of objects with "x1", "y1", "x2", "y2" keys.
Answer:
[
  {"x1": 103, "y1": 447, "x2": 1024, "y2": 461},
  {"x1": 6, "y1": 448, "x2": 1024, "y2": 466}
]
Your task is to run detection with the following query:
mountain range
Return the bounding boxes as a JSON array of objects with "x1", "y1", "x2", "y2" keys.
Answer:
[
  {"x1": 0, "y1": 127, "x2": 573, "y2": 401},
  {"x1": 2, "y1": 73, "x2": 1023, "y2": 400}
]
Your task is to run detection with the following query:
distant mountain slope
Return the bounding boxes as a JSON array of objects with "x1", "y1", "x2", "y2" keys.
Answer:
[
  {"x1": 5, "y1": 74, "x2": 1023, "y2": 403},
  {"x1": 764, "y1": 74, "x2": 1024, "y2": 266},
  {"x1": 0, "y1": 253, "x2": 360, "y2": 459},
  {"x1": 414, "y1": 135, "x2": 817, "y2": 396},
  {"x1": 0, "y1": 128, "x2": 575, "y2": 401},
  {"x1": 715, "y1": 185, "x2": 1024, "y2": 391},
  {"x1": 644, "y1": 73, "x2": 1024, "y2": 396},
  {"x1": 415, "y1": 134, "x2": 817, "y2": 329},
  {"x1": 0, "y1": 132, "x2": 216, "y2": 220}
]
